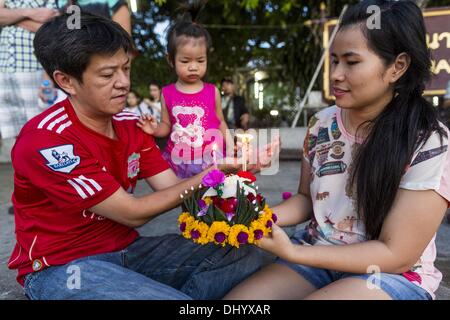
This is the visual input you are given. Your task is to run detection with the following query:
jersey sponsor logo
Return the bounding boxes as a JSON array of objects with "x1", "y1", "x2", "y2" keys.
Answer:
[
  {"x1": 127, "y1": 152, "x2": 140, "y2": 179},
  {"x1": 40, "y1": 144, "x2": 80, "y2": 173}
]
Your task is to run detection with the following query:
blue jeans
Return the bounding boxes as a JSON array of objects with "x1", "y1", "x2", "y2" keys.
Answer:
[
  {"x1": 276, "y1": 229, "x2": 432, "y2": 300},
  {"x1": 24, "y1": 234, "x2": 268, "y2": 300}
]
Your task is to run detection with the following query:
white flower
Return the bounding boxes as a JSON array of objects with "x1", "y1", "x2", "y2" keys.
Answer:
[{"x1": 202, "y1": 175, "x2": 256, "y2": 199}]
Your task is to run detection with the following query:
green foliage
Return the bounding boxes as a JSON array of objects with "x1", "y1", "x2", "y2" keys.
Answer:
[{"x1": 131, "y1": 0, "x2": 450, "y2": 100}]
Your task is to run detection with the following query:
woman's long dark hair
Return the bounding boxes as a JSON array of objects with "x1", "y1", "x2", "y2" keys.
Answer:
[{"x1": 341, "y1": 0, "x2": 447, "y2": 239}]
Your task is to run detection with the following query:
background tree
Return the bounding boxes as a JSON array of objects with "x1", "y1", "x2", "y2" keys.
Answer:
[{"x1": 130, "y1": 0, "x2": 450, "y2": 113}]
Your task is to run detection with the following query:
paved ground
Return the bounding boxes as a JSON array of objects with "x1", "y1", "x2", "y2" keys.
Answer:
[{"x1": 1, "y1": 161, "x2": 449, "y2": 300}]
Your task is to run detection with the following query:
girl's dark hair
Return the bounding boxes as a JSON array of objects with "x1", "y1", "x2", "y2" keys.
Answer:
[
  {"x1": 340, "y1": 0, "x2": 447, "y2": 239},
  {"x1": 166, "y1": 0, "x2": 212, "y2": 64}
]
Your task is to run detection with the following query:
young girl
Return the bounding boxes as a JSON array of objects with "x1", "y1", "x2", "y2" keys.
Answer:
[
  {"x1": 138, "y1": 2, "x2": 228, "y2": 178},
  {"x1": 226, "y1": 0, "x2": 449, "y2": 300}
]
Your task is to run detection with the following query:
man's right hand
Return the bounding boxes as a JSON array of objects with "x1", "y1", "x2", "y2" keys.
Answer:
[{"x1": 24, "y1": 7, "x2": 59, "y2": 23}]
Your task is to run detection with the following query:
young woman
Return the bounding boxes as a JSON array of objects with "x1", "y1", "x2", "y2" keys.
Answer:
[{"x1": 225, "y1": 0, "x2": 449, "y2": 300}]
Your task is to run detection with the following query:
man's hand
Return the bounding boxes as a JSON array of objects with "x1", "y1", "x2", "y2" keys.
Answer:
[{"x1": 24, "y1": 7, "x2": 59, "y2": 23}]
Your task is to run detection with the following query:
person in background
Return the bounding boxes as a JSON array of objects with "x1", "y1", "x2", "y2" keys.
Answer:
[
  {"x1": 0, "y1": 0, "x2": 59, "y2": 143},
  {"x1": 0, "y1": 0, "x2": 59, "y2": 215},
  {"x1": 143, "y1": 82, "x2": 162, "y2": 122},
  {"x1": 124, "y1": 90, "x2": 152, "y2": 117},
  {"x1": 56, "y1": 0, "x2": 131, "y2": 34},
  {"x1": 221, "y1": 77, "x2": 250, "y2": 130}
]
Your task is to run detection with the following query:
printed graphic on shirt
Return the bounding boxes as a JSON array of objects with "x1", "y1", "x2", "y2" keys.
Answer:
[
  {"x1": 308, "y1": 133, "x2": 317, "y2": 156},
  {"x1": 316, "y1": 192, "x2": 330, "y2": 201},
  {"x1": 39, "y1": 144, "x2": 80, "y2": 173},
  {"x1": 323, "y1": 212, "x2": 335, "y2": 225},
  {"x1": 317, "y1": 127, "x2": 331, "y2": 145},
  {"x1": 316, "y1": 144, "x2": 331, "y2": 167},
  {"x1": 331, "y1": 117, "x2": 341, "y2": 140},
  {"x1": 308, "y1": 115, "x2": 319, "y2": 129},
  {"x1": 411, "y1": 145, "x2": 448, "y2": 167},
  {"x1": 336, "y1": 216, "x2": 357, "y2": 232},
  {"x1": 316, "y1": 161, "x2": 347, "y2": 177},
  {"x1": 330, "y1": 141, "x2": 345, "y2": 160},
  {"x1": 170, "y1": 106, "x2": 205, "y2": 148},
  {"x1": 127, "y1": 153, "x2": 140, "y2": 179}
]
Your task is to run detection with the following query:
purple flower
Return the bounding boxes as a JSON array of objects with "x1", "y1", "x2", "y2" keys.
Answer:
[
  {"x1": 254, "y1": 229, "x2": 264, "y2": 240},
  {"x1": 190, "y1": 230, "x2": 200, "y2": 240},
  {"x1": 266, "y1": 220, "x2": 273, "y2": 228},
  {"x1": 197, "y1": 207, "x2": 208, "y2": 217},
  {"x1": 272, "y1": 213, "x2": 278, "y2": 223},
  {"x1": 282, "y1": 192, "x2": 292, "y2": 200},
  {"x1": 180, "y1": 222, "x2": 186, "y2": 232},
  {"x1": 202, "y1": 169, "x2": 225, "y2": 188},
  {"x1": 198, "y1": 199, "x2": 207, "y2": 208},
  {"x1": 197, "y1": 199, "x2": 208, "y2": 216},
  {"x1": 237, "y1": 232, "x2": 249, "y2": 244},
  {"x1": 225, "y1": 212, "x2": 235, "y2": 222},
  {"x1": 214, "y1": 232, "x2": 226, "y2": 244}
]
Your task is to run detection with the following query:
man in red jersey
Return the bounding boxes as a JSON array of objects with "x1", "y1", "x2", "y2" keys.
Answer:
[{"x1": 8, "y1": 13, "x2": 267, "y2": 300}]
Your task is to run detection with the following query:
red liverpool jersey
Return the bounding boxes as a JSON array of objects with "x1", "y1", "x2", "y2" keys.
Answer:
[{"x1": 8, "y1": 98, "x2": 169, "y2": 285}]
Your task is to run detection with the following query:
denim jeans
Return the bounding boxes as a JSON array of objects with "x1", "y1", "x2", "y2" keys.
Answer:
[
  {"x1": 23, "y1": 234, "x2": 269, "y2": 300},
  {"x1": 276, "y1": 229, "x2": 433, "y2": 300}
]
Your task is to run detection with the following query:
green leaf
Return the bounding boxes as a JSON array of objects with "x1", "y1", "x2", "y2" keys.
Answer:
[{"x1": 214, "y1": 206, "x2": 229, "y2": 223}]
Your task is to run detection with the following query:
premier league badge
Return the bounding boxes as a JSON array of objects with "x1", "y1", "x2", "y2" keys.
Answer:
[{"x1": 39, "y1": 144, "x2": 81, "y2": 173}]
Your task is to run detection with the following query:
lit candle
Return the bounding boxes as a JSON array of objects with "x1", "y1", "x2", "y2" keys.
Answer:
[
  {"x1": 212, "y1": 143, "x2": 218, "y2": 169},
  {"x1": 236, "y1": 133, "x2": 253, "y2": 172}
]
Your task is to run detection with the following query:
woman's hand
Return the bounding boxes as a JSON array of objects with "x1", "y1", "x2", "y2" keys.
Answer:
[{"x1": 257, "y1": 224, "x2": 295, "y2": 260}]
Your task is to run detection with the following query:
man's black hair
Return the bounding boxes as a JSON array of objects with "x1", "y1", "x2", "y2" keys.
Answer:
[{"x1": 34, "y1": 11, "x2": 132, "y2": 85}]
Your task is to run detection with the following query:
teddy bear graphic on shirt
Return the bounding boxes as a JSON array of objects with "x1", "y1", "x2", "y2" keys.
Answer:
[{"x1": 170, "y1": 105, "x2": 205, "y2": 148}]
